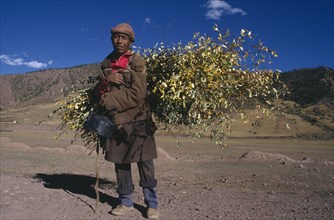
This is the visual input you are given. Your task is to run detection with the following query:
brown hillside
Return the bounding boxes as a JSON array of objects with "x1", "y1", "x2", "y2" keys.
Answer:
[
  {"x1": 0, "y1": 75, "x2": 16, "y2": 108},
  {"x1": 0, "y1": 65, "x2": 333, "y2": 136},
  {"x1": 0, "y1": 64, "x2": 100, "y2": 110},
  {"x1": 279, "y1": 66, "x2": 334, "y2": 107}
]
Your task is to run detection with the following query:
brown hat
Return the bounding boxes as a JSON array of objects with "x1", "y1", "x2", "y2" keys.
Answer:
[{"x1": 111, "y1": 23, "x2": 135, "y2": 42}]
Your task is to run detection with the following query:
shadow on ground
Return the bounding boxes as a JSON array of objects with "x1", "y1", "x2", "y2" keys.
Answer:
[{"x1": 32, "y1": 173, "x2": 146, "y2": 216}]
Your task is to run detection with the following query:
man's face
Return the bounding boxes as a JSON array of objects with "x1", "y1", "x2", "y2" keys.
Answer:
[{"x1": 111, "y1": 33, "x2": 132, "y2": 54}]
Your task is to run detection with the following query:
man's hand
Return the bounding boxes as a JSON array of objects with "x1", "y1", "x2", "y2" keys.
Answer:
[{"x1": 106, "y1": 72, "x2": 124, "y2": 84}]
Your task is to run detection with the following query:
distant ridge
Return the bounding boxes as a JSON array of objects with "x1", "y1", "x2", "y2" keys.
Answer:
[
  {"x1": 0, "y1": 65, "x2": 333, "y2": 110},
  {"x1": 279, "y1": 66, "x2": 334, "y2": 107},
  {"x1": 0, "y1": 63, "x2": 100, "y2": 110}
]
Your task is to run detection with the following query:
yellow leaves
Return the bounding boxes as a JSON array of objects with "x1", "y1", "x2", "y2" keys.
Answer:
[
  {"x1": 139, "y1": 24, "x2": 283, "y2": 147},
  {"x1": 213, "y1": 23, "x2": 219, "y2": 32},
  {"x1": 54, "y1": 89, "x2": 98, "y2": 146},
  {"x1": 240, "y1": 112, "x2": 249, "y2": 124},
  {"x1": 161, "y1": 82, "x2": 168, "y2": 88},
  {"x1": 193, "y1": 32, "x2": 200, "y2": 39}
]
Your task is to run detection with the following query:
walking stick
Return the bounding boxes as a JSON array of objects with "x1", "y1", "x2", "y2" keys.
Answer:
[{"x1": 94, "y1": 141, "x2": 100, "y2": 214}]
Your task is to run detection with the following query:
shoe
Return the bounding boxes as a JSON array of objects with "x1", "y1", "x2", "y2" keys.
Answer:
[
  {"x1": 147, "y1": 207, "x2": 159, "y2": 219},
  {"x1": 111, "y1": 204, "x2": 134, "y2": 216}
]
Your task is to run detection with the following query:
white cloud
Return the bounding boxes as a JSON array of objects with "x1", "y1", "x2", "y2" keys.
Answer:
[
  {"x1": 143, "y1": 18, "x2": 153, "y2": 30},
  {"x1": 144, "y1": 18, "x2": 151, "y2": 24},
  {"x1": 0, "y1": 55, "x2": 24, "y2": 66},
  {"x1": 26, "y1": 61, "x2": 47, "y2": 68},
  {"x1": 205, "y1": 0, "x2": 247, "y2": 20},
  {"x1": 206, "y1": 8, "x2": 223, "y2": 20},
  {"x1": 0, "y1": 54, "x2": 52, "y2": 69}
]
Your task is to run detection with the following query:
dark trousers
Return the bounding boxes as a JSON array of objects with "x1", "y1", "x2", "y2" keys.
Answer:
[{"x1": 115, "y1": 159, "x2": 158, "y2": 208}]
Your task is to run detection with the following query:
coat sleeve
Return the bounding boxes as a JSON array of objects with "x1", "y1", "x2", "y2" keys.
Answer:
[{"x1": 101, "y1": 56, "x2": 147, "y2": 112}]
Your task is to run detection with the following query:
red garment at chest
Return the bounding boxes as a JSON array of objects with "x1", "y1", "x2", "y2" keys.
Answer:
[
  {"x1": 98, "y1": 51, "x2": 132, "y2": 96},
  {"x1": 110, "y1": 51, "x2": 131, "y2": 73}
]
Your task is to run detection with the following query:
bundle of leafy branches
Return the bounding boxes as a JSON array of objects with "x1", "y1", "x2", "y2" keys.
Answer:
[
  {"x1": 55, "y1": 24, "x2": 286, "y2": 148},
  {"x1": 55, "y1": 88, "x2": 99, "y2": 149}
]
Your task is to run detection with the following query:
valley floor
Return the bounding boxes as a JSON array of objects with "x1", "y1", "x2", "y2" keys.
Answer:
[{"x1": 1, "y1": 125, "x2": 333, "y2": 220}]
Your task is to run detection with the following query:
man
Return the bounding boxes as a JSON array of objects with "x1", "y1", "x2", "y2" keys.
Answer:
[{"x1": 98, "y1": 23, "x2": 159, "y2": 219}]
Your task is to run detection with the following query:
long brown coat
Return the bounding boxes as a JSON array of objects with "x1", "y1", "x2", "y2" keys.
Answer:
[{"x1": 99, "y1": 51, "x2": 157, "y2": 164}]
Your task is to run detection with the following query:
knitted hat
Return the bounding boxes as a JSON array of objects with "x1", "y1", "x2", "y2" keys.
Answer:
[{"x1": 111, "y1": 23, "x2": 135, "y2": 42}]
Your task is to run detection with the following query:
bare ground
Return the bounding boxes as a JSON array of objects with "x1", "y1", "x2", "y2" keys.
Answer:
[{"x1": 0, "y1": 123, "x2": 333, "y2": 220}]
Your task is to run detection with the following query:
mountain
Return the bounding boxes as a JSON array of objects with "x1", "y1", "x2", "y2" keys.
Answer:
[
  {"x1": 277, "y1": 66, "x2": 334, "y2": 133},
  {"x1": 0, "y1": 65, "x2": 333, "y2": 137},
  {"x1": 0, "y1": 65, "x2": 333, "y2": 110},
  {"x1": 0, "y1": 64, "x2": 100, "y2": 110},
  {"x1": 279, "y1": 66, "x2": 334, "y2": 107}
]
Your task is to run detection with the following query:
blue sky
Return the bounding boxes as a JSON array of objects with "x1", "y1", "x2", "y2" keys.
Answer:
[{"x1": 1, "y1": 0, "x2": 333, "y2": 74}]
